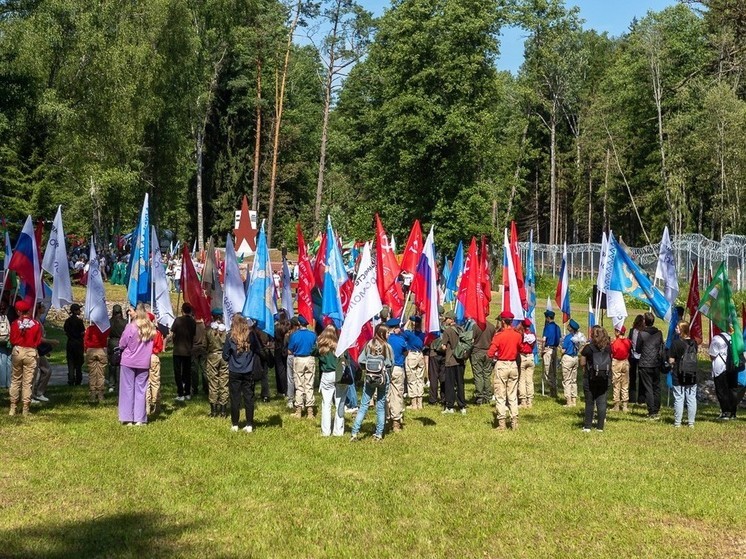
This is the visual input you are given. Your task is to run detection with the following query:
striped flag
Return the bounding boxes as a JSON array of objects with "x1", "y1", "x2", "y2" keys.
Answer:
[{"x1": 555, "y1": 243, "x2": 571, "y2": 323}]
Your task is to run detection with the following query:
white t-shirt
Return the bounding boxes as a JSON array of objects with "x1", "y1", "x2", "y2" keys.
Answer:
[{"x1": 708, "y1": 333, "x2": 729, "y2": 377}]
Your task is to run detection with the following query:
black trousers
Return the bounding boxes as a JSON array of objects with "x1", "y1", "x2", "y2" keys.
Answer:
[
  {"x1": 444, "y1": 364, "x2": 466, "y2": 410},
  {"x1": 428, "y1": 354, "x2": 445, "y2": 404},
  {"x1": 274, "y1": 349, "x2": 288, "y2": 396},
  {"x1": 583, "y1": 376, "x2": 609, "y2": 429},
  {"x1": 67, "y1": 342, "x2": 84, "y2": 385},
  {"x1": 173, "y1": 355, "x2": 192, "y2": 397},
  {"x1": 638, "y1": 366, "x2": 661, "y2": 415},
  {"x1": 229, "y1": 372, "x2": 255, "y2": 426},
  {"x1": 629, "y1": 358, "x2": 646, "y2": 403}
]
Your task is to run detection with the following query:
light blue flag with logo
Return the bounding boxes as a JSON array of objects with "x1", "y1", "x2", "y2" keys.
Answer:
[
  {"x1": 126, "y1": 194, "x2": 151, "y2": 307},
  {"x1": 446, "y1": 241, "x2": 463, "y2": 293},
  {"x1": 242, "y1": 223, "x2": 276, "y2": 337}
]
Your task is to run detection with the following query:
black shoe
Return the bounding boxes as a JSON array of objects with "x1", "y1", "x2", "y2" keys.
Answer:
[
  {"x1": 220, "y1": 404, "x2": 227, "y2": 418},
  {"x1": 209, "y1": 404, "x2": 217, "y2": 418},
  {"x1": 717, "y1": 413, "x2": 731, "y2": 421},
  {"x1": 262, "y1": 397, "x2": 270, "y2": 403}
]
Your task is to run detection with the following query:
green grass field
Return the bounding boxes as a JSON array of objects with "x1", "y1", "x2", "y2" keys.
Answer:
[{"x1": 1, "y1": 282, "x2": 743, "y2": 558}]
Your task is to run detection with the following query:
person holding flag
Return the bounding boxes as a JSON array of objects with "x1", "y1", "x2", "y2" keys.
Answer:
[
  {"x1": 541, "y1": 310, "x2": 562, "y2": 398},
  {"x1": 518, "y1": 318, "x2": 536, "y2": 408},
  {"x1": 118, "y1": 303, "x2": 155, "y2": 426},
  {"x1": 470, "y1": 315, "x2": 496, "y2": 405},
  {"x1": 560, "y1": 319, "x2": 583, "y2": 407},
  {"x1": 634, "y1": 312, "x2": 665, "y2": 421},
  {"x1": 610, "y1": 326, "x2": 633, "y2": 412},
  {"x1": 8, "y1": 299, "x2": 42, "y2": 417},
  {"x1": 487, "y1": 311, "x2": 523, "y2": 431},
  {"x1": 84, "y1": 320, "x2": 109, "y2": 404},
  {"x1": 64, "y1": 304, "x2": 86, "y2": 386},
  {"x1": 288, "y1": 315, "x2": 317, "y2": 419}
]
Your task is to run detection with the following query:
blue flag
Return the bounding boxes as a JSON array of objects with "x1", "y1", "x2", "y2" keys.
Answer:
[
  {"x1": 321, "y1": 216, "x2": 348, "y2": 328},
  {"x1": 446, "y1": 241, "x2": 463, "y2": 293},
  {"x1": 443, "y1": 259, "x2": 454, "y2": 304},
  {"x1": 609, "y1": 237, "x2": 671, "y2": 320},
  {"x1": 126, "y1": 194, "x2": 151, "y2": 307},
  {"x1": 242, "y1": 223, "x2": 276, "y2": 337}
]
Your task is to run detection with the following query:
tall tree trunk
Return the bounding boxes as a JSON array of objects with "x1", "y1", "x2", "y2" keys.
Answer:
[
  {"x1": 506, "y1": 121, "x2": 529, "y2": 220},
  {"x1": 603, "y1": 148, "x2": 610, "y2": 232},
  {"x1": 196, "y1": 129, "x2": 204, "y2": 253},
  {"x1": 549, "y1": 103, "x2": 558, "y2": 246},
  {"x1": 252, "y1": 58, "x2": 262, "y2": 212},
  {"x1": 267, "y1": 0, "x2": 302, "y2": 247},
  {"x1": 587, "y1": 171, "x2": 592, "y2": 244},
  {"x1": 650, "y1": 43, "x2": 672, "y2": 217}
]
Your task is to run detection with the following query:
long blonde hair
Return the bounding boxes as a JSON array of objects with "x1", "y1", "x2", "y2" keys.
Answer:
[
  {"x1": 231, "y1": 314, "x2": 251, "y2": 352},
  {"x1": 367, "y1": 324, "x2": 391, "y2": 358},
  {"x1": 317, "y1": 324, "x2": 338, "y2": 356},
  {"x1": 134, "y1": 303, "x2": 156, "y2": 342}
]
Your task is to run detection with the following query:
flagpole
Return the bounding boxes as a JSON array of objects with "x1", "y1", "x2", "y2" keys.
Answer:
[{"x1": 400, "y1": 290, "x2": 412, "y2": 326}]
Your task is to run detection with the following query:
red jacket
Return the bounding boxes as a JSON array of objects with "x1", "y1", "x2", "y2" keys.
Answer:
[
  {"x1": 487, "y1": 327, "x2": 522, "y2": 361},
  {"x1": 610, "y1": 337, "x2": 633, "y2": 360},
  {"x1": 10, "y1": 318, "x2": 42, "y2": 349},
  {"x1": 84, "y1": 324, "x2": 109, "y2": 350},
  {"x1": 152, "y1": 330, "x2": 164, "y2": 355}
]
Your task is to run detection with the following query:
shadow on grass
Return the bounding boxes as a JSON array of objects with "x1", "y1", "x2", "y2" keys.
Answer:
[
  {"x1": 413, "y1": 416, "x2": 436, "y2": 427},
  {"x1": 1, "y1": 512, "x2": 195, "y2": 559},
  {"x1": 256, "y1": 413, "x2": 283, "y2": 428}
]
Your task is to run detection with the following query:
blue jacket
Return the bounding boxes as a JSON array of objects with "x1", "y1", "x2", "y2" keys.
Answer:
[
  {"x1": 388, "y1": 332, "x2": 408, "y2": 367},
  {"x1": 288, "y1": 328, "x2": 317, "y2": 357}
]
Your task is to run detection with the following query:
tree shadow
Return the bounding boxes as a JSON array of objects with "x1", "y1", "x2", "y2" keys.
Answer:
[
  {"x1": 256, "y1": 413, "x2": 283, "y2": 428},
  {"x1": 0, "y1": 512, "x2": 196, "y2": 558},
  {"x1": 413, "y1": 416, "x2": 437, "y2": 427}
]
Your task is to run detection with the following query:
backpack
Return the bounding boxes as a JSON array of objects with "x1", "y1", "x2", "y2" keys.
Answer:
[
  {"x1": 718, "y1": 334, "x2": 746, "y2": 376},
  {"x1": 452, "y1": 326, "x2": 474, "y2": 361},
  {"x1": 587, "y1": 345, "x2": 611, "y2": 380},
  {"x1": 364, "y1": 346, "x2": 389, "y2": 386},
  {"x1": 0, "y1": 315, "x2": 9, "y2": 343},
  {"x1": 678, "y1": 340, "x2": 698, "y2": 386}
]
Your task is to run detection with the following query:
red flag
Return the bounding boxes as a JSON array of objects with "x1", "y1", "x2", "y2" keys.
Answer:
[
  {"x1": 375, "y1": 214, "x2": 403, "y2": 317},
  {"x1": 510, "y1": 221, "x2": 527, "y2": 310},
  {"x1": 180, "y1": 245, "x2": 211, "y2": 322},
  {"x1": 686, "y1": 262, "x2": 703, "y2": 343},
  {"x1": 312, "y1": 232, "x2": 328, "y2": 289},
  {"x1": 479, "y1": 235, "x2": 492, "y2": 315},
  {"x1": 348, "y1": 321, "x2": 374, "y2": 364},
  {"x1": 35, "y1": 218, "x2": 44, "y2": 262},
  {"x1": 457, "y1": 237, "x2": 485, "y2": 328},
  {"x1": 400, "y1": 220, "x2": 423, "y2": 275},
  {"x1": 296, "y1": 224, "x2": 314, "y2": 324}
]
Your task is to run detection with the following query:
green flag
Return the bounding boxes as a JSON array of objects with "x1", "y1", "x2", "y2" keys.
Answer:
[{"x1": 698, "y1": 262, "x2": 745, "y2": 365}]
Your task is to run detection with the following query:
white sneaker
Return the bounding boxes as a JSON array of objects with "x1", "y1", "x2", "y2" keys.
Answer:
[
  {"x1": 441, "y1": 408, "x2": 454, "y2": 414},
  {"x1": 36, "y1": 394, "x2": 49, "y2": 402},
  {"x1": 345, "y1": 407, "x2": 359, "y2": 414},
  {"x1": 230, "y1": 425, "x2": 239, "y2": 432},
  {"x1": 460, "y1": 408, "x2": 467, "y2": 415},
  {"x1": 286, "y1": 400, "x2": 294, "y2": 409},
  {"x1": 174, "y1": 396, "x2": 185, "y2": 402},
  {"x1": 108, "y1": 387, "x2": 114, "y2": 393},
  {"x1": 134, "y1": 422, "x2": 146, "y2": 426},
  {"x1": 185, "y1": 395, "x2": 191, "y2": 401},
  {"x1": 582, "y1": 428, "x2": 591, "y2": 433},
  {"x1": 30, "y1": 398, "x2": 41, "y2": 405},
  {"x1": 243, "y1": 425, "x2": 253, "y2": 433}
]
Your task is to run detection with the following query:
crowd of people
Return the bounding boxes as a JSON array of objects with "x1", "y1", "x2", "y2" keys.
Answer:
[{"x1": 2, "y1": 292, "x2": 744, "y2": 437}]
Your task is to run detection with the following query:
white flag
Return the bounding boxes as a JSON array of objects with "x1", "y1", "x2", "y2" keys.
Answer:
[
  {"x1": 84, "y1": 240, "x2": 110, "y2": 332},
  {"x1": 336, "y1": 242, "x2": 382, "y2": 357},
  {"x1": 654, "y1": 225, "x2": 679, "y2": 304},
  {"x1": 503, "y1": 229, "x2": 524, "y2": 320},
  {"x1": 151, "y1": 227, "x2": 175, "y2": 328},
  {"x1": 223, "y1": 233, "x2": 246, "y2": 329},
  {"x1": 41, "y1": 206, "x2": 73, "y2": 308}
]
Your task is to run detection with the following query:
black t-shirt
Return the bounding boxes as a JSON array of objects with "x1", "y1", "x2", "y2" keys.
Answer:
[
  {"x1": 171, "y1": 315, "x2": 197, "y2": 357},
  {"x1": 581, "y1": 343, "x2": 611, "y2": 382},
  {"x1": 669, "y1": 338, "x2": 697, "y2": 386}
]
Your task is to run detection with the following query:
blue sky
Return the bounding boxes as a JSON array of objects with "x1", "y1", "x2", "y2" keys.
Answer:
[{"x1": 360, "y1": 0, "x2": 679, "y2": 73}]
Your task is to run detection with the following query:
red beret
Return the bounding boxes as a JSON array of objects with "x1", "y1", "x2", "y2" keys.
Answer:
[
  {"x1": 15, "y1": 300, "x2": 31, "y2": 313},
  {"x1": 147, "y1": 312, "x2": 156, "y2": 322},
  {"x1": 522, "y1": 318, "x2": 532, "y2": 328},
  {"x1": 499, "y1": 311, "x2": 514, "y2": 321}
]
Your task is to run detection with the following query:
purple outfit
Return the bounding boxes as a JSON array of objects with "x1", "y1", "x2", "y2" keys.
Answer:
[{"x1": 118, "y1": 323, "x2": 154, "y2": 423}]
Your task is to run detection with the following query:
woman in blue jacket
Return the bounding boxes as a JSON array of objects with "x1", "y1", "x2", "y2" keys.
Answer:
[{"x1": 222, "y1": 315, "x2": 265, "y2": 433}]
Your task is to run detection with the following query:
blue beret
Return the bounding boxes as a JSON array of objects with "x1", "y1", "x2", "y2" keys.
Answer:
[
  {"x1": 298, "y1": 315, "x2": 309, "y2": 326},
  {"x1": 409, "y1": 315, "x2": 422, "y2": 324},
  {"x1": 568, "y1": 319, "x2": 580, "y2": 331},
  {"x1": 385, "y1": 318, "x2": 400, "y2": 328},
  {"x1": 544, "y1": 310, "x2": 555, "y2": 319}
]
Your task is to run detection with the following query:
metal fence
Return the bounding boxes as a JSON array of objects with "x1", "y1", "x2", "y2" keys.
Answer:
[{"x1": 516, "y1": 234, "x2": 746, "y2": 291}]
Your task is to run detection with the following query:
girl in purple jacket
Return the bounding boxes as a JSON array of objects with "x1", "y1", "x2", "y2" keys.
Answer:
[{"x1": 118, "y1": 303, "x2": 155, "y2": 425}]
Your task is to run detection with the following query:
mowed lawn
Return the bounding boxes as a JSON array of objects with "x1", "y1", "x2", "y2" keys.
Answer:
[{"x1": 1, "y1": 286, "x2": 745, "y2": 558}]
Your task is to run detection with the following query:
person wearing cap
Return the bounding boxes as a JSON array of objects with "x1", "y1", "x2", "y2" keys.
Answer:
[
  {"x1": 118, "y1": 303, "x2": 155, "y2": 425},
  {"x1": 285, "y1": 317, "x2": 301, "y2": 409},
  {"x1": 64, "y1": 303, "x2": 86, "y2": 385},
  {"x1": 440, "y1": 311, "x2": 467, "y2": 414},
  {"x1": 560, "y1": 319, "x2": 583, "y2": 407},
  {"x1": 107, "y1": 304, "x2": 127, "y2": 392},
  {"x1": 205, "y1": 314, "x2": 229, "y2": 418},
  {"x1": 518, "y1": 318, "x2": 537, "y2": 408},
  {"x1": 171, "y1": 303, "x2": 197, "y2": 402},
  {"x1": 470, "y1": 315, "x2": 496, "y2": 405},
  {"x1": 403, "y1": 316, "x2": 426, "y2": 410},
  {"x1": 147, "y1": 312, "x2": 165, "y2": 415},
  {"x1": 386, "y1": 317, "x2": 408, "y2": 432},
  {"x1": 541, "y1": 310, "x2": 562, "y2": 398},
  {"x1": 487, "y1": 311, "x2": 522, "y2": 430},
  {"x1": 8, "y1": 299, "x2": 42, "y2": 416},
  {"x1": 84, "y1": 319, "x2": 110, "y2": 403},
  {"x1": 288, "y1": 315, "x2": 317, "y2": 419},
  {"x1": 610, "y1": 325, "x2": 633, "y2": 412}
]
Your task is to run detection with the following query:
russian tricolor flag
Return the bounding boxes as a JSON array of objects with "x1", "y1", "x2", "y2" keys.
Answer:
[
  {"x1": 555, "y1": 242, "x2": 571, "y2": 323},
  {"x1": 411, "y1": 226, "x2": 440, "y2": 334},
  {"x1": 8, "y1": 216, "x2": 42, "y2": 306}
]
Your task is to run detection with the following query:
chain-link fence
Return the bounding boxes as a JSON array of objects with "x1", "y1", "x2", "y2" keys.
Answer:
[{"x1": 515, "y1": 234, "x2": 746, "y2": 291}]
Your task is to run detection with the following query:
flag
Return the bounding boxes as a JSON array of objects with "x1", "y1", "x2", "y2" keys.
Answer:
[
  {"x1": 457, "y1": 237, "x2": 485, "y2": 328},
  {"x1": 479, "y1": 235, "x2": 492, "y2": 315},
  {"x1": 595, "y1": 231, "x2": 608, "y2": 315},
  {"x1": 410, "y1": 226, "x2": 440, "y2": 333},
  {"x1": 296, "y1": 224, "x2": 314, "y2": 324},
  {"x1": 609, "y1": 236, "x2": 670, "y2": 320},
  {"x1": 400, "y1": 219, "x2": 423, "y2": 275},
  {"x1": 41, "y1": 205, "x2": 73, "y2": 309},
  {"x1": 375, "y1": 214, "x2": 404, "y2": 317},
  {"x1": 502, "y1": 229, "x2": 524, "y2": 320},
  {"x1": 321, "y1": 216, "x2": 352, "y2": 328},
  {"x1": 312, "y1": 231, "x2": 328, "y2": 289},
  {"x1": 699, "y1": 262, "x2": 744, "y2": 365},
  {"x1": 391, "y1": 234, "x2": 396, "y2": 254},
  {"x1": 126, "y1": 194, "x2": 151, "y2": 307},
  {"x1": 588, "y1": 298, "x2": 595, "y2": 329},
  {"x1": 599, "y1": 231, "x2": 628, "y2": 329},
  {"x1": 202, "y1": 237, "x2": 223, "y2": 311},
  {"x1": 181, "y1": 244, "x2": 211, "y2": 323},
  {"x1": 555, "y1": 243, "x2": 571, "y2": 322},
  {"x1": 151, "y1": 227, "x2": 175, "y2": 328},
  {"x1": 8, "y1": 216, "x2": 42, "y2": 305},
  {"x1": 509, "y1": 221, "x2": 527, "y2": 309},
  {"x1": 446, "y1": 241, "x2": 464, "y2": 293},
  {"x1": 84, "y1": 239, "x2": 110, "y2": 332},
  {"x1": 546, "y1": 296, "x2": 553, "y2": 313},
  {"x1": 243, "y1": 223, "x2": 277, "y2": 336},
  {"x1": 527, "y1": 230, "x2": 539, "y2": 365},
  {"x1": 686, "y1": 261, "x2": 703, "y2": 342},
  {"x1": 336, "y1": 242, "x2": 382, "y2": 356},
  {"x1": 281, "y1": 256, "x2": 294, "y2": 317},
  {"x1": 654, "y1": 226, "x2": 679, "y2": 304},
  {"x1": 222, "y1": 233, "x2": 246, "y2": 330},
  {"x1": 443, "y1": 259, "x2": 454, "y2": 304}
]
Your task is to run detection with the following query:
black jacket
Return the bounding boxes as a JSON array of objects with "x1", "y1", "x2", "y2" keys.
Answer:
[{"x1": 635, "y1": 326, "x2": 663, "y2": 368}]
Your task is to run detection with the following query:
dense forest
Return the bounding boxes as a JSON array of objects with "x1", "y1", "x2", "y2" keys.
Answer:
[{"x1": 1, "y1": 0, "x2": 744, "y2": 252}]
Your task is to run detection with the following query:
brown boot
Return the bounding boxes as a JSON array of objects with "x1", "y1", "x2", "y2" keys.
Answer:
[
  {"x1": 307, "y1": 407, "x2": 315, "y2": 419},
  {"x1": 9, "y1": 404, "x2": 16, "y2": 416},
  {"x1": 417, "y1": 397, "x2": 423, "y2": 410},
  {"x1": 511, "y1": 417, "x2": 519, "y2": 431},
  {"x1": 571, "y1": 398, "x2": 578, "y2": 407},
  {"x1": 22, "y1": 405, "x2": 30, "y2": 416},
  {"x1": 497, "y1": 418, "x2": 507, "y2": 431},
  {"x1": 622, "y1": 402, "x2": 628, "y2": 412},
  {"x1": 527, "y1": 399, "x2": 533, "y2": 408},
  {"x1": 293, "y1": 406, "x2": 303, "y2": 418},
  {"x1": 563, "y1": 398, "x2": 572, "y2": 407},
  {"x1": 612, "y1": 402, "x2": 621, "y2": 412}
]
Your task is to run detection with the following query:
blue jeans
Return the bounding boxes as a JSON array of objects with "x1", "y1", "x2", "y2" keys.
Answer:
[
  {"x1": 672, "y1": 384, "x2": 697, "y2": 426},
  {"x1": 0, "y1": 350, "x2": 10, "y2": 388},
  {"x1": 345, "y1": 384, "x2": 358, "y2": 408},
  {"x1": 352, "y1": 377, "x2": 389, "y2": 438}
]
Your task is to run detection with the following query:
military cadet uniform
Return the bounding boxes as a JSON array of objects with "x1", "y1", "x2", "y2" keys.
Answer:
[
  {"x1": 541, "y1": 310, "x2": 562, "y2": 398},
  {"x1": 518, "y1": 319, "x2": 537, "y2": 408},
  {"x1": 9, "y1": 300, "x2": 42, "y2": 416},
  {"x1": 404, "y1": 317, "x2": 426, "y2": 410},
  {"x1": 84, "y1": 323, "x2": 109, "y2": 403},
  {"x1": 205, "y1": 321, "x2": 229, "y2": 417},
  {"x1": 560, "y1": 319, "x2": 581, "y2": 407},
  {"x1": 487, "y1": 311, "x2": 522, "y2": 430},
  {"x1": 288, "y1": 316, "x2": 317, "y2": 418},
  {"x1": 191, "y1": 318, "x2": 208, "y2": 395},
  {"x1": 386, "y1": 319, "x2": 408, "y2": 432},
  {"x1": 107, "y1": 305, "x2": 127, "y2": 391},
  {"x1": 470, "y1": 319, "x2": 497, "y2": 404}
]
